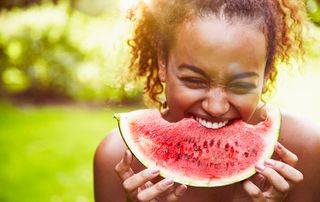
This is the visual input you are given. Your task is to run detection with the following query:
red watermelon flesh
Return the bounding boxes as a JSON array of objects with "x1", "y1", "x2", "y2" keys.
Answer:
[{"x1": 115, "y1": 108, "x2": 280, "y2": 187}]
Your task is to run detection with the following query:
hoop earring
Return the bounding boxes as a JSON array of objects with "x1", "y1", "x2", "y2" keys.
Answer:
[
  {"x1": 159, "y1": 100, "x2": 168, "y2": 114},
  {"x1": 162, "y1": 101, "x2": 167, "y2": 109}
]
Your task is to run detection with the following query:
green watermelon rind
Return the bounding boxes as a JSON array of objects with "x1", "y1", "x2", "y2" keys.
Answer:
[{"x1": 114, "y1": 107, "x2": 281, "y2": 187}]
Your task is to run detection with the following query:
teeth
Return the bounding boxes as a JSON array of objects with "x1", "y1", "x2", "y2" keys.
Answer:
[{"x1": 195, "y1": 117, "x2": 228, "y2": 129}]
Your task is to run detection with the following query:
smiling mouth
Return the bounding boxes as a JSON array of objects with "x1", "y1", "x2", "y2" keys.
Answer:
[{"x1": 195, "y1": 116, "x2": 229, "y2": 129}]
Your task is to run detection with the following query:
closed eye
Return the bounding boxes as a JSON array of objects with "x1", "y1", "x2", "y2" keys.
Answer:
[
  {"x1": 228, "y1": 82, "x2": 257, "y2": 94},
  {"x1": 179, "y1": 77, "x2": 208, "y2": 88}
]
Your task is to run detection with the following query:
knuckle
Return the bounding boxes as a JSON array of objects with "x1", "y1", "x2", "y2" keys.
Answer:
[
  {"x1": 264, "y1": 167, "x2": 273, "y2": 176},
  {"x1": 122, "y1": 180, "x2": 132, "y2": 191},
  {"x1": 176, "y1": 185, "x2": 187, "y2": 196},
  {"x1": 115, "y1": 160, "x2": 127, "y2": 173},
  {"x1": 114, "y1": 164, "x2": 121, "y2": 173},
  {"x1": 278, "y1": 161, "x2": 286, "y2": 171},
  {"x1": 291, "y1": 154, "x2": 299, "y2": 164},
  {"x1": 250, "y1": 189, "x2": 262, "y2": 199},
  {"x1": 296, "y1": 171, "x2": 304, "y2": 183},
  {"x1": 292, "y1": 155, "x2": 298, "y2": 163},
  {"x1": 278, "y1": 181, "x2": 290, "y2": 193},
  {"x1": 156, "y1": 182, "x2": 167, "y2": 192},
  {"x1": 136, "y1": 193, "x2": 148, "y2": 202},
  {"x1": 167, "y1": 195, "x2": 179, "y2": 202},
  {"x1": 142, "y1": 169, "x2": 151, "y2": 178}
]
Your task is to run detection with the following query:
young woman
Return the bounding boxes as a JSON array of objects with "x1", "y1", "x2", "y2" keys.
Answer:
[{"x1": 94, "y1": 0, "x2": 320, "y2": 201}]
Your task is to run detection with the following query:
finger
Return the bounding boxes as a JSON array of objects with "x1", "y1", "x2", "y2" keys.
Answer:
[
  {"x1": 166, "y1": 184, "x2": 187, "y2": 202},
  {"x1": 248, "y1": 173, "x2": 267, "y2": 188},
  {"x1": 123, "y1": 167, "x2": 160, "y2": 192},
  {"x1": 137, "y1": 178, "x2": 174, "y2": 202},
  {"x1": 115, "y1": 150, "x2": 134, "y2": 180},
  {"x1": 264, "y1": 159, "x2": 304, "y2": 183},
  {"x1": 275, "y1": 143, "x2": 298, "y2": 167},
  {"x1": 255, "y1": 164, "x2": 290, "y2": 194},
  {"x1": 144, "y1": 181, "x2": 154, "y2": 189},
  {"x1": 243, "y1": 179, "x2": 266, "y2": 202}
]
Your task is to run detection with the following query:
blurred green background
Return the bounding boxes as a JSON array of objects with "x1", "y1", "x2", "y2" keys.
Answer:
[{"x1": 0, "y1": 0, "x2": 320, "y2": 201}]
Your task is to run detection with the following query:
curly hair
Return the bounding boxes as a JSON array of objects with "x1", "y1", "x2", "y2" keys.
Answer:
[{"x1": 127, "y1": 0, "x2": 306, "y2": 107}]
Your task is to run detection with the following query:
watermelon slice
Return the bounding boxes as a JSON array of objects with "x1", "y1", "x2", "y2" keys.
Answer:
[{"x1": 114, "y1": 108, "x2": 281, "y2": 187}]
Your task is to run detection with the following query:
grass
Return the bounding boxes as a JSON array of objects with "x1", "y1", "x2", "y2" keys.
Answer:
[{"x1": 0, "y1": 102, "x2": 139, "y2": 202}]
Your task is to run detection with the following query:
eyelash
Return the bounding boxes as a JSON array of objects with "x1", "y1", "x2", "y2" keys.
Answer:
[
  {"x1": 179, "y1": 77, "x2": 208, "y2": 88},
  {"x1": 228, "y1": 83, "x2": 257, "y2": 94},
  {"x1": 179, "y1": 77, "x2": 257, "y2": 93}
]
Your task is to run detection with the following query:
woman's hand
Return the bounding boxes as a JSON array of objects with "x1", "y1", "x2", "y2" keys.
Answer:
[
  {"x1": 243, "y1": 142, "x2": 304, "y2": 202},
  {"x1": 115, "y1": 149, "x2": 187, "y2": 202}
]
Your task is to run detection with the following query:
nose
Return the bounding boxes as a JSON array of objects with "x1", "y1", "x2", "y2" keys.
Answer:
[{"x1": 201, "y1": 87, "x2": 230, "y2": 117}]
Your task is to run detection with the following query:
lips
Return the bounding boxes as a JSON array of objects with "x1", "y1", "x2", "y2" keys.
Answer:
[{"x1": 195, "y1": 116, "x2": 229, "y2": 129}]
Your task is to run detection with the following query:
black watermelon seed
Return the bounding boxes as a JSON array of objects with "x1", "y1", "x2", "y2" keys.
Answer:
[
  {"x1": 252, "y1": 148, "x2": 257, "y2": 155},
  {"x1": 203, "y1": 141, "x2": 208, "y2": 148},
  {"x1": 217, "y1": 140, "x2": 221, "y2": 148},
  {"x1": 209, "y1": 139, "x2": 214, "y2": 147},
  {"x1": 193, "y1": 144, "x2": 198, "y2": 151}
]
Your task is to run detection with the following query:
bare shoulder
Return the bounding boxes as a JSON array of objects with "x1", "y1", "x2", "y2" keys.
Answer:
[
  {"x1": 93, "y1": 129, "x2": 127, "y2": 202},
  {"x1": 279, "y1": 110, "x2": 320, "y2": 201},
  {"x1": 280, "y1": 110, "x2": 320, "y2": 152},
  {"x1": 94, "y1": 128, "x2": 127, "y2": 163}
]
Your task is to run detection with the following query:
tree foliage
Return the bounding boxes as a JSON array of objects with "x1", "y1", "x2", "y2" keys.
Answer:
[
  {"x1": 0, "y1": 2, "x2": 143, "y2": 104},
  {"x1": 306, "y1": 0, "x2": 320, "y2": 25},
  {"x1": 0, "y1": 1, "x2": 318, "y2": 105},
  {"x1": 0, "y1": 0, "x2": 59, "y2": 10}
]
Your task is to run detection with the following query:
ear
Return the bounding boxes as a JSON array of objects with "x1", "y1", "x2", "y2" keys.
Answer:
[{"x1": 157, "y1": 48, "x2": 167, "y2": 82}]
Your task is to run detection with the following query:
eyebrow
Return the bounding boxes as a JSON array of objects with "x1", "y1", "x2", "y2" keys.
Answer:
[
  {"x1": 178, "y1": 64, "x2": 209, "y2": 78},
  {"x1": 178, "y1": 63, "x2": 259, "y2": 80}
]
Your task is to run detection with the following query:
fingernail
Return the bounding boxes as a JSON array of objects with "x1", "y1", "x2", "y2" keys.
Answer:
[
  {"x1": 148, "y1": 167, "x2": 160, "y2": 175},
  {"x1": 124, "y1": 150, "x2": 132, "y2": 164},
  {"x1": 275, "y1": 142, "x2": 283, "y2": 151},
  {"x1": 177, "y1": 184, "x2": 187, "y2": 193},
  {"x1": 125, "y1": 150, "x2": 131, "y2": 159},
  {"x1": 255, "y1": 164, "x2": 265, "y2": 173},
  {"x1": 162, "y1": 178, "x2": 174, "y2": 187},
  {"x1": 125, "y1": 149, "x2": 130, "y2": 157},
  {"x1": 265, "y1": 159, "x2": 276, "y2": 167}
]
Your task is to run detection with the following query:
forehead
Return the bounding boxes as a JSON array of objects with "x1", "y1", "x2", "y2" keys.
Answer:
[{"x1": 169, "y1": 15, "x2": 267, "y2": 74}]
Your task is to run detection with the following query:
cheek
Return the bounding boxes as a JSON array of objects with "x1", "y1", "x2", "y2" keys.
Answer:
[
  {"x1": 235, "y1": 79, "x2": 264, "y2": 121},
  {"x1": 165, "y1": 84, "x2": 204, "y2": 117},
  {"x1": 230, "y1": 93, "x2": 261, "y2": 121},
  {"x1": 166, "y1": 86, "x2": 200, "y2": 107}
]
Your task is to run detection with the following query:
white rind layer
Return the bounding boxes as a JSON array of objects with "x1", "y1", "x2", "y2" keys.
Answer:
[{"x1": 115, "y1": 107, "x2": 281, "y2": 187}]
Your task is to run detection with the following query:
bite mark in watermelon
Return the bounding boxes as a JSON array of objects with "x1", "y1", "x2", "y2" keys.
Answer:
[{"x1": 114, "y1": 108, "x2": 281, "y2": 187}]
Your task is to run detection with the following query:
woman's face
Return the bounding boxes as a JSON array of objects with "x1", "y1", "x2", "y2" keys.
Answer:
[{"x1": 159, "y1": 15, "x2": 267, "y2": 127}]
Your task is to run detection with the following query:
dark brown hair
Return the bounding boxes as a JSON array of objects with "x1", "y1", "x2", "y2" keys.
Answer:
[{"x1": 127, "y1": 0, "x2": 306, "y2": 107}]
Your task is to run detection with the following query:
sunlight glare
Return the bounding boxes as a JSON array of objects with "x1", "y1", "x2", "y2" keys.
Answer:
[
  {"x1": 119, "y1": 0, "x2": 151, "y2": 14},
  {"x1": 77, "y1": 64, "x2": 100, "y2": 84}
]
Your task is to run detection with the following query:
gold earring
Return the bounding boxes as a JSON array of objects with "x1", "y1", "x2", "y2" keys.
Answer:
[{"x1": 162, "y1": 101, "x2": 167, "y2": 109}]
